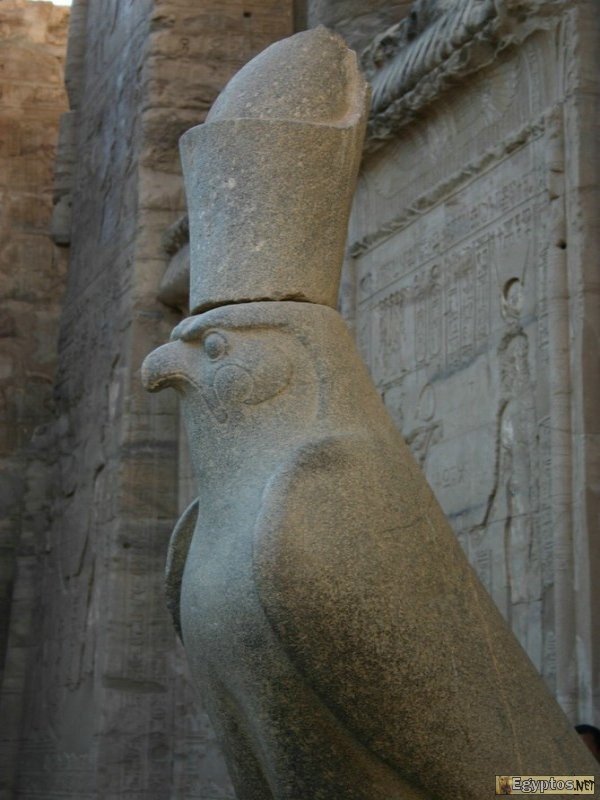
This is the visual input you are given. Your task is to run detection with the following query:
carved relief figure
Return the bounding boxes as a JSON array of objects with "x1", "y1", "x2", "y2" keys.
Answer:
[
  {"x1": 405, "y1": 382, "x2": 443, "y2": 469},
  {"x1": 496, "y1": 328, "x2": 541, "y2": 652},
  {"x1": 471, "y1": 274, "x2": 541, "y2": 663}
]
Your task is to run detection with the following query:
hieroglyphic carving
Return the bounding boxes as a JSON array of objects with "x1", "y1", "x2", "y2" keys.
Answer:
[
  {"x1": 405, "y1": 381, "x2": 443, "y2": 470},
  {"x1": 342, "y1": 0, "x2": 599, "y2": 726},
  {"x1": 475, "y1": 242, "x2": 491, "y2": 347},
  {"x1": 352, "y1": 122, "x2": 556, "y2": 673},
  {"x1": 356, "y1": 141, "x2": 543, "y2": 389},
  {"x1": 413, "y1": 274, "x2": 427, "y2": 367},
  {"x1": 380, "y1": 289, "x2": 408, "y2": 384}
]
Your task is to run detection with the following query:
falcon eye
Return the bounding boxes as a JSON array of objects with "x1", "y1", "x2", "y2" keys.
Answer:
[{"x1": 203, "y1": 331, "x2": 228, "y2": 360}]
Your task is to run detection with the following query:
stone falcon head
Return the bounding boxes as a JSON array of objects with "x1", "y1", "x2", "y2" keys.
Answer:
[
  {"x1": 143, "y1": 309, "x2": 294, "y2": 426},
  {"x1": 141, "y1": 301, "x2": 389, "y2": 450},
  {"x1": 141, "y1": 299, "x2": 402, "y2": 647}
]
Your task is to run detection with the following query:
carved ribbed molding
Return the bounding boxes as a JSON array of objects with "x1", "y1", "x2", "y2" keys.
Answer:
[{"x1": 363, "y1": 0, "x2": 568, "y2": 151}]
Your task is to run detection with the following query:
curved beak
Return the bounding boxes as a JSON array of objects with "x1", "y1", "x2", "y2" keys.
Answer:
[
  {"x1": 141, "y1": 340, "x2": 228, "y2": 424},
  {"x1": 141, "y1": 340, "x2": 190, "y2": 393}
]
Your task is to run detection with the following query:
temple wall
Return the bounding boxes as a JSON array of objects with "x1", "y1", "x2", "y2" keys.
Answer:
[
  {"x1": 0, "y1": 0, "x2": 69, "y2": 793},
  {"x1": 346, "y1": 0, "x2": 600, "y2": 724},
  {"x1": 0, "y1": 1, "x2": 293, "y2": 797}
]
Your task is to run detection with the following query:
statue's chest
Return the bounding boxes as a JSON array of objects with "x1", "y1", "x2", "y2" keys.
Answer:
[{"x1": 179, "y1": 521, "x2": 273, "y2": 677}]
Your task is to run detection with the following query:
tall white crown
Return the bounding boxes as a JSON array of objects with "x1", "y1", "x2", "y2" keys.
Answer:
[{"x1": 179, "y1": 27, "x2": 370, "y2": 314}]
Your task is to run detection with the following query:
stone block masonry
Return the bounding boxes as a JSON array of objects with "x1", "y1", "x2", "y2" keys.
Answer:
[
  {"x1": 347, "y1": 0, "x2": 600, "y2": 727},
  {"x1": 0, "y1": 1, "x2": 294, "y2": 798},
  {"x1": 0, "y1": 1, "x2": 69, "y2": 795}
]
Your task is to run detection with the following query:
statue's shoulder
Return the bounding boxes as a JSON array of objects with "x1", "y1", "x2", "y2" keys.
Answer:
[{"x1": 254, "y1": 431, "x2": 430, "y2": 558}]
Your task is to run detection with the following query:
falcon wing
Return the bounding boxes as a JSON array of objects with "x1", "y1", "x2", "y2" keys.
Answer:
[
  {"x1": 165, "y1": 497, "x2": 199, "y2": 640},
  {"x1": 253, "y1": 433, "x2": 593, "y2": 796},
  {"x1": 253, "y1": 433, "x2": 442, "y2": 784}
]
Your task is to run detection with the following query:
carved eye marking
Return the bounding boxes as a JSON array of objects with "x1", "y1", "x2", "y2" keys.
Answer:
[{"x1": 203, "y1": 331, "x2": 228, "y2": 360}]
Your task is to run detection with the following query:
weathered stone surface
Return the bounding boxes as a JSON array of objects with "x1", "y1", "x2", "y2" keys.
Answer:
[
  {"x1": 308, "y1": 0, "x2": 411, "y2": 51},
  {"x1": 51, "y1": 109, "x2": 77, "y2": 245},
  {"x1": 144, "y1": 24, "x2": 598, "y2": 798},
  {"x1": 346, "y1": 0, "x2": 600, "y2": 725},
  {"x1": 0, "y1": 2, "x2": 68, "y2": 794},
  {"x1": 145, "y1": 297, "x2": 599, "y2": 798},
  {"x1": 159, "y1": 242, "x2": 191, "y2": 313},
  {"x1": 1, "y1": 2, "x2": 294, "y2": 798},
  {"x1": 3, "y1": 0, "x2": 597, "y2": 796},
  {"x1": 181, "y1": 27, "x2": 369, "y2": 314}
]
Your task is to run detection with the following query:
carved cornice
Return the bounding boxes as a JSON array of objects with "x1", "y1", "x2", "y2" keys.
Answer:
[
  {"x1": 362, "y1": 0, "x2": 567, "y2": 152},
  {"x1": 361, "y1": 0, "x2": 566, "y2": 152}
]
